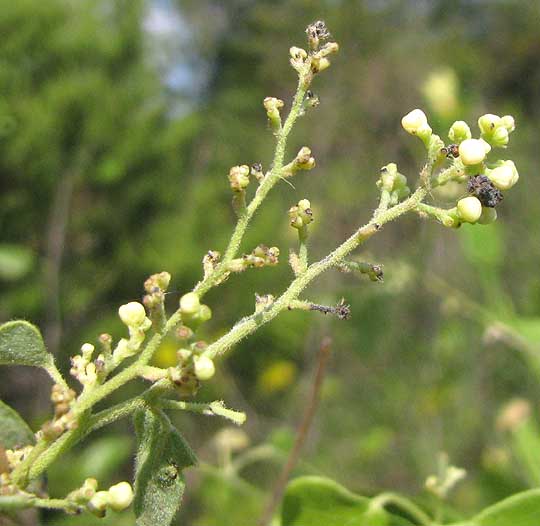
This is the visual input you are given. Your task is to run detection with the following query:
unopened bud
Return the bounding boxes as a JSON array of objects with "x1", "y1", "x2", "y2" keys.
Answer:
[
  {"x1": 289, "y1": 199, "x2": 313, "y2": 229},
  {"x1": 228, "y1": 165, "x2": 250, "y2": 192},
  {"x1": 180, "y1": 292, "x2": 200, "y2": 315},
  {"x1": 81, "y1": 343, "x2": 95, "y2": 361},
  {"x1": 316, "y1": 41, "x2": 339, "y2": 58},
  {"x1": 458, "y1": 139, "x2": 487, "y2": 165},
  {"x1": 263, "y1": 97, "x2": 284, "y2": 131},
  {"x1": 478, "y1": 114, "x2": 501, "y2": 134},
  {"x1": 194, "y1": 355, "x2": 215, "y2": 381},
  {"x1": 198, "y1": 304, "x2": 212, "y2": 322},
  {"x1": 108, "y1": 482, "x2": 134, "y2": 512},
  {"x1": 488, "y1": 160, "x2": 519, "y2": 190},
  {"x1": 118, "y1": 302, "x2": 147, "y2": 327},
  {"x1": 401, "y1": 109, "x2": 429, "y2": 135},
  {"x1": 457, "y1": 196, "x2": 482, "y2": 223},
  {"x1": 289, "y1": 46, "x2": 307, "y2": 60},
  {"x1": 491, "y1": 125, "x2": 509, "y2": 147},
  {"x1": 295, "y1": 146, "x2": 316, "y2": 170},
  {"x1": 448, "y1": 120, "x2": 472, "y2": 143},
  {"x1": 500, "y1": 115, "x2": 515, "y2": 133},
  {"x1": 88, "y1": 491, "x2": 110, "y2": 517}
]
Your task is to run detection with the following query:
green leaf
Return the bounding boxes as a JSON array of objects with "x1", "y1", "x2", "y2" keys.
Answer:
[
  {"x1": 282, "y1": 476, "x2": 412, "y2": 526},
  {"x1": 0, "y1": 399, "x2": 34, "y2": 449},
  {"x1": 0, "y1": 320, "x2": 54, "y2": 370},
  {"x1": 472, "y1": 489, "x2": 540, "y2": 526},
  {"x1": 133, "y1": 409, "x2": 197, "y2": 526}
]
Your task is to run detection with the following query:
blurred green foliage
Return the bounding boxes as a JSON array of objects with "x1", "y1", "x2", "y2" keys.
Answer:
[{"x1": 1, "y1": 0, "x2": 540, "y2": 524}]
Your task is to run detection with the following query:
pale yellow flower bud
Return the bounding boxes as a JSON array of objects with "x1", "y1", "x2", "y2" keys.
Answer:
[
  {"x1": 118, "y1": 302, "x2": 147, "y2": 327},
  {"x1": 194, "y1": 355, "x2": 216, "y2": 381},
  {"x1": 478, "y1": 114, "x2": 501, "y2": 134},
  {"x1": 458, "y1": 139, "x2": 487, "y2": 165},
  {"x1": 457, "y1": 196, "x2": 482, "y2": 223},
  {"x1": 488, "y1": 160, "x2": 519, "y2": 190},
  {"x1": 500, "y1": 115, "x2": 515, "y2": 133},
  {"x1": 401, "y1": 109, "x2": 428, "y2": 135},
  {"x1": 180, "y1": 292, "x2": 200, "y2": 314},
  {"x1": 107, "y1": 482, "x2": 134, "y2": 512}
]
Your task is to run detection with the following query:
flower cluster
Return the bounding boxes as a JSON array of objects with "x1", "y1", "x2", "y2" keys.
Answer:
[{"x1": 402, "y1": 109, "x2": 519, "y2": 227}]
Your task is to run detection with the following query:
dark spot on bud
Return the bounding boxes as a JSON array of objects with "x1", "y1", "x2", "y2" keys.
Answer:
[{"x1": 467, "y1": 174, "x2": 503, "y2": 208}]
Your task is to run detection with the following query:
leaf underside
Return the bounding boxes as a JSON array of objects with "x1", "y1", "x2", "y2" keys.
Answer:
[{"x1": 133, "y1": 408, "x2": 197, "y2": 526}]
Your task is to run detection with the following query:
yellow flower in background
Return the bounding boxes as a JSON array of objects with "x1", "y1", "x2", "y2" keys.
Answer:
[
  {"x1": 152, "y1": 338, "x2": 178, "y2": 368},
  {"x1": 257, "y1": 360, "x2": 297, "y2": 394},
  {"x1": 422, "y1": 68, "x2": 459, "y2": 118}
]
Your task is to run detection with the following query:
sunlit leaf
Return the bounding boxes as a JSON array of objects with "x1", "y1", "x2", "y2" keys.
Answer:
[
  {"x1": 282, "y1": 476, "x2": 413, "y2": 526},
  {"x1": 0, "y1": 320, "x2": 54, "y2": 370},
  {"x1": 471, "y1": 489, "x2": 540, "y2": 526}
]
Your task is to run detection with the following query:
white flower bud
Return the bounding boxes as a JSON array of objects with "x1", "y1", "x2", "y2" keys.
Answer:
[
  {"x1": 458, "y1": 139, "x2": 487, "y2": 165},
  {"x1": 488, "y1": 160, "x2": 519, "y2": 190},
  {"x1": 478, "y1": 114, "x2": 501, "y2": 134},
  {"x1": 491, "y1": 126, "x2": 509, "y2": 147},
  {"x1": 457, "y1": 196, "x2": 482, "y2": 223},
  {"x1": 448, "y1": 120, "x2": 471, "y2": 143},
  {"x1": 401, "y1": 109, "x2": 428, "y2": 135},
  {"x1": 84, "y1": 362, "x2": 97, "y2": 387},
  {"x1": 88, "y1": 491, "x2": 110, "y2": 516},
  {"x1": 107, "y1": 482, "x2": 134, "y2": 512},
  {"x1": 81, "y1": 343, "x2": 95, "y2": 361},
  {"x1": 118, "y1": 302, "x2": 147, "y2": 327},
  {"x1": 298, "y1": 199, "x2": 311, "y2": 210},
  {"x1": 289, "y1": 46, "x2": 307, "y2": 60},
  {"x1": 180, "y1": 292, "x2": 200, "y2": 314},
  {"x1": 501, "y1": 115, "x2": 515, "y2": 133},
  {"x1": 194, "y1": 355, "x2": 216, "y2": 381},
  {"x1": 198, "y1": 304, "x2": 212, "y2": 322},
  {"x1": 478, "y1": 207, "x2": 497, "y2": 225}
]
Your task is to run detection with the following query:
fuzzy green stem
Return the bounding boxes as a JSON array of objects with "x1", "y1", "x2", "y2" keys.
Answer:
[
  {"x1": 33, "y1": 498, "x2": 75, "y2": 511},
  {"x1": 298, "y1": 225, "x2": 309, "y2": 273},
  {"x1": 432, "y1": 164, "x2": 462, "y2": 188},
  {"x1": 45, "y1": 364, "x2": 70, "y2": 391},
  {"x1": 160, "y1": 399, "x2": 246, "y2": 425},
  {"x1": 373, "y1": 189, "x2": 391, "y2": 219},
  {"x1": 415, "y1": 202, "x2": 459, "y2": 227},
  {"x1": 203, "y1": 184, "x2": 429, "y2": 360}
]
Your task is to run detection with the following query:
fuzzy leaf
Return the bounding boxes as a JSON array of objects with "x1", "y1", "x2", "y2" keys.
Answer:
[
  {"x1": 472, "y1": 489, "x2": 540, "y2": 526},
  {"x1": 282, "y1": 476, "x2": 413, "y2": 526},
  {"x1": 0, "y1": 400, "x2": 34, "y2": 449},
  {"x1": 133, "y1": 409, "x2": 197, "y2": 526},
  {"x1": 0, "y1": 320, "x2": 53, "y2": 370},
  {"x1": 0, "y1": 399, "x2": 34, "y2": 449}
]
